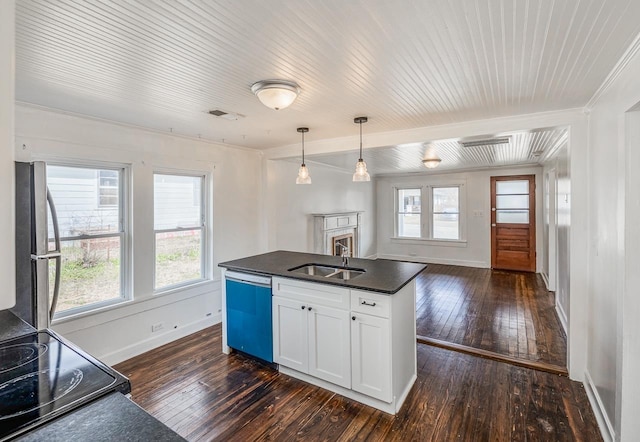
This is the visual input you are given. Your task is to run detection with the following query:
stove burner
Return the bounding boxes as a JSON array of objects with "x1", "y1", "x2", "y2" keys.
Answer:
[
  {"x1": 0, "y1": 344, "x2": 48, "y2": 374},
  {"x1": 0, "y1": 368, "x2": 83, "y2": 420}
]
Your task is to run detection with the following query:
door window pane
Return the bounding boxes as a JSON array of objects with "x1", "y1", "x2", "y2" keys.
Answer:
[
  {"x1": 496, "y1": 210, "x2": 529, "y2": 224},
  {"x1": 496, "y1": 180, "x2": 529, "y2": 194},
  {"x1": 496, "y1": 194, "x2": 529, "y2": 209},
  {"x1": 50, "y1": 238, "x2": 122, "y2": 313},
  {"x1": 155, "y1": 230, "x2": 203, "y2": 288}
]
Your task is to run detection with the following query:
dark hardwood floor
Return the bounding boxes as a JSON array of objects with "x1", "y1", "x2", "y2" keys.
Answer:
[
  {"x1": 115, "y1": 325, "x2": 600, "y2": 441},
  {"x1": 415, "y1": 264, "x2": 567, "y2": 368}
]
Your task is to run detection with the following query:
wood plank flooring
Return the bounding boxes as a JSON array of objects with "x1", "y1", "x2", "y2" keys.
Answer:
[
  {"x1": 115, "y1": 325, "x2": 601, "y2": 441},
  {"x1": 415, "y1": 264, "x2": 567, "y2": 367}
]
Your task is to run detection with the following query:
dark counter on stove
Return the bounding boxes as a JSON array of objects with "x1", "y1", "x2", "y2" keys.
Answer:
[
  {"x1": 219, "y1": 250, "x2": 427, "y2": 294},
  {"x1": 0, "y1": 310, "x2": 35, "y2": 341},
  {"x1": 14, "y1": 392, "x2": 185, "y2": 442}
]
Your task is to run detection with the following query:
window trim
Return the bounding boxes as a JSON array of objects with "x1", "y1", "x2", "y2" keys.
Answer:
[
  {"x1": 152, "y1": 170, "x2": 210, "y2": 293},
  {"x1": 48, "y1": 161, "x2": 131, "y2": 322},
  {"x1": 393, "y1": 182, "x2": 466, "y2": 242}
]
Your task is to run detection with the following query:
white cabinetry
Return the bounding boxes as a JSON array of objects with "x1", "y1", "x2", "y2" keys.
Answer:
[
  {"x1": 272, "y1": 277, "x2": 417, "y2": 415},
  {"x1": 272, "y1": 277, "x2": 351, "y2": 389}
]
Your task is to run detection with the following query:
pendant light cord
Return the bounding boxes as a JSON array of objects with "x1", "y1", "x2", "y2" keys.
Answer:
[
  {"x1": 301, "y1": 131, "x2": 305, "y2": 165},
  {"x1": 358, "y1": 121, "x2": 363, "y2": 161}
]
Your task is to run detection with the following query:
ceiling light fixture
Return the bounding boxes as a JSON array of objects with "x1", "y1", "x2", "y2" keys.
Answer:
[
  {"x1": 422, "y1": 157, "x2": 442, "y2": 169},
  {"x1": 251, "y1": 79, "x2": 300, "y2": 110},
  {"x1": 352, "y1": 116, "x2": 370, "y2": 182},
  {"x1": 296, "y1": 127, "x2": 311, "y2": 184}
]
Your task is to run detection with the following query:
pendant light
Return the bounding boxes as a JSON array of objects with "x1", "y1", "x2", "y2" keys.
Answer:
[
  {"x1": 352, "y1": 116, "x2": 370, "y2": 182},
  {"x1": 296, "y1": 127, "x2": 311, "y2": 184},
  {"x1": 422, "y1": 157, "x2": 442, "y2": 169}
]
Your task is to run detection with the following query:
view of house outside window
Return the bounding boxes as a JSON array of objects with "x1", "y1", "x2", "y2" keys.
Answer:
[
  {"x1": 395, "y1": 185, "x2": 462, "y2": 241},
  {"x1": 153, "y1": 173, "x2": 206, "y2": 290},
  {"x1": 46, "y1": 164, "x2": 126, "y2": 315},
  {"x1": 397, "y1": 188, "x2": 421, "y2": 238}
]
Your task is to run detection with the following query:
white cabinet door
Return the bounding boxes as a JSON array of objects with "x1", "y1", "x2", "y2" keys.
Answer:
[
  {"x1": 308, "y1": 304, "x2": 351, "y2": 389},
  {"x1": 351, "y1": 313, "x2": 392, "y2": 402},
  {"x1": 273, "y1": 296, "x2": 308, "y2": 373}
]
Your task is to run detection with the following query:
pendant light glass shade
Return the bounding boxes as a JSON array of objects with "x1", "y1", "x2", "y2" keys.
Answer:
[
  {"x1": 352, "y1": 116, "x2": 370, "y2": 182},
  {"x1": 251, "y1": 80, "x2": 300, "y2": 110},
  {"x1": 296, "y1": 127, "x2": 311, "y2": 184}
]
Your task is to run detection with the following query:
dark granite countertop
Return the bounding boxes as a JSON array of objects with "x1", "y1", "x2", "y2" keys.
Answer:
[
  {"x1": 219, "y1": 250, "x2": 427, "y2": 294},
  {"x1": 0, "y1": 310, "x2": 35, "y2": 341},
  {"x1": 14, "y1": 392, "x2": 185, "y2": 442}
]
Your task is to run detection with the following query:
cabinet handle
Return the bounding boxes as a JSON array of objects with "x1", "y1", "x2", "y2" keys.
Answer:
[
  {"x1": 361, "y1": 300, "x2": 376, "y2": 307},
  {"x1": 301, "y1": 305, "x2": 306, "y2": 310},
  {"x1": 352, "y1": 316, "x2": 356, "y2": 321},
  {"x1": 308, "y1": 306, "x2": 312, "y2": 311}
]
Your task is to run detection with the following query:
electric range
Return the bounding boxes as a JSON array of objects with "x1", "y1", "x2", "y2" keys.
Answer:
[{"x1": 0, "y1": 330, "x2": 130, "y2": 440}]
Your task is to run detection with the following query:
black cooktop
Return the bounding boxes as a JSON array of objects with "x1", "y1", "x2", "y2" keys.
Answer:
[{"x1": 0, "y1": 330, "x2": 130, "y2": 440}]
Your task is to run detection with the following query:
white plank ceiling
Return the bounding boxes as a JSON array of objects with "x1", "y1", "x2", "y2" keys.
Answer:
[
  {"x1": 14, "y1": 0, "x2": 640, "y2": 169},
  {"x1": 305, "y1": 127, "x2": 568, "y2": 176}
]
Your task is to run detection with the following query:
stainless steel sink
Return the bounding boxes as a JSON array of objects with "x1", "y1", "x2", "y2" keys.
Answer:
[
  {"x1": 327, "y1": 269, "x2": 365, "y2": 280},
  {"x1": 288, "y1": 263, "x2": 366, "y2": 280}
]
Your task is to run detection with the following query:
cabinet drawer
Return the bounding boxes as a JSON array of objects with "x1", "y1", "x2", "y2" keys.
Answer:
[
  {"x1": 272, "y1": 277, "x2": 350, "y2": 310},
  {"x1": 350, "y1": 290, "x2": 390, "y2": 318}
]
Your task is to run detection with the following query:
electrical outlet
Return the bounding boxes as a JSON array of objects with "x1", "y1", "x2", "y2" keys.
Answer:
[{"x1": 151, "y1": 323, "x2": 163, "y2": 333}]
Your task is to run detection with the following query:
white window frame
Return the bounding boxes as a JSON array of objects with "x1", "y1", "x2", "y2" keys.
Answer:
[
  {"x1": 152, "y1": 170, "x2": 210, "y2": 293},
  {"x1": 50, "y1": 160, "x2": 131, "y2": 322},
  {"x1": 393, "y1": 182, "x2": 467, "y2": 245}
]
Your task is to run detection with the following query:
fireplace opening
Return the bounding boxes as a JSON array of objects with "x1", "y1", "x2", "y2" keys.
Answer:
[{"x1": 332, "y1": 233, "x2": 354, "y2": 257}]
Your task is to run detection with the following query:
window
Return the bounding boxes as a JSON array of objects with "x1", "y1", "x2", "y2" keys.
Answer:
[
  {"x1": 397, "y1": 188, "x2": 422, "y2": 238},
  {"x1": 154, "y1": 173, "x2": 206, "y2": 290},
  {"x1": 395, "y1": 184, "x2": 463, "y2": 241},
  {"x1": 432, "y1": 187, "x2": 460, "y2": 240},
  {"x1": 46, "y1": 164, "x2": 128, "y2": 317}
]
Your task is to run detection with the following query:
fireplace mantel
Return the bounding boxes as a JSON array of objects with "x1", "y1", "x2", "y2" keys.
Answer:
[{"x1": 312, "y1": 212, "x2": 362, "y2": 257}]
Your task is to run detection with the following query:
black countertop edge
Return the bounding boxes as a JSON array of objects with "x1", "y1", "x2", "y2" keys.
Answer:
[
  {"x1": 14, "y1": 392, "x2": 186, "y2": 442},
  {"x1": 218, "y1": 250, "x2": 427, "y2": 295},
  {"x1": 0, "y1": 310, "x2": 36, "y2": 341}
]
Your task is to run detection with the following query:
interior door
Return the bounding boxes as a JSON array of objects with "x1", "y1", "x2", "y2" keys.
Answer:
[{"x1": 491, "y1": 175, "x2": 536, "y2": 272}]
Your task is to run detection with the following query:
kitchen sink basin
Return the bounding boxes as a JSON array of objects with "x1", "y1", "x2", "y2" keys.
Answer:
[
  {"x1": 288, "y1": 263, "x2": 366, "y2": 280},
  {"x1": 327, "y1": 269, "x2": 365, "y2": 280}
]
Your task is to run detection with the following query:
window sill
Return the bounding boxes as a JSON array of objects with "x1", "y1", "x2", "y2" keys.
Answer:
[
  {"x1": 390, "y1": 237, "x2": 468, "y2": 248},
  {"x1": 153, "y1": 278, "x2": 212, "y2": 297}
]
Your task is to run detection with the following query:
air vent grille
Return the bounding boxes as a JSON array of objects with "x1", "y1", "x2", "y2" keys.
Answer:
[
  {"x1": 208, "y1": 110, "x2": 244, "y2": 121},
  {"x1": 459, "y1": 137, "x2": 511, "y2": 147}
]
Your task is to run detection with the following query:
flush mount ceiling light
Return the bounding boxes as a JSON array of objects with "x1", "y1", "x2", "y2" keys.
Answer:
[
  {"x1": 352, "y1": 116, "x2": 370, "y2": 182},
  {"x1": 296, "y1": 127, "x2": 311, "y2": 184},
  {"x1": 251, "y1": 79, "x2": 300, "y2": 110},
  {"x1": 422, "y1": 157, "x2": 442, "y2": 169}
]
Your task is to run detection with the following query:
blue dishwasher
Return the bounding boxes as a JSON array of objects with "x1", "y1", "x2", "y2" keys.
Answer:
[{"x1": 225, "y1": 271, "x2": 273, "y2": 363}]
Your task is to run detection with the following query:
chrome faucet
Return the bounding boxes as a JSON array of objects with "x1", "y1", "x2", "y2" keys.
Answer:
[{"x1": 336, "y1": 243, "x2": 350, "y2": 267}]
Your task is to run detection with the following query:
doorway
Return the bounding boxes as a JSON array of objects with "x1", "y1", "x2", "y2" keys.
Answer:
[{"x1": 490, "y1": 175, "x2": 536, "y2": 272}]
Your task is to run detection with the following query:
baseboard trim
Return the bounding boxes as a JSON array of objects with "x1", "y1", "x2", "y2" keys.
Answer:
[
  {"x1": 584, "y1": 370, "x2": 615, "y2": 442},
  {"x1": 100, "y1": 314, "x2": 221, "y2": 365},
  {"x1": 541, "y1": 272, "x2": 550, "y2": 290},
  {"x1": 555, "y1": 300, "x2": 569, "y2": 337},
  {"x1": 376, "y1": 253, "x2": 489, "y2": 269}
]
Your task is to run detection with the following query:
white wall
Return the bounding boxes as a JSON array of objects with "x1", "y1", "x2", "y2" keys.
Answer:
[
  {"x1": 14, "y1": 104, "x2": 264, "y2": 364},
  {"x1": 0, "y1": 0, "x2": 15, "y2": 310},
  {"x1": 266, "y1": 159, "x2": 376, "y2": 257},
  {"x1": 582, "y1": 37, "x2": 640, "y2": 441},
  {"x1": 376, "y1": 166, "x2": 543, "y2": 269}
]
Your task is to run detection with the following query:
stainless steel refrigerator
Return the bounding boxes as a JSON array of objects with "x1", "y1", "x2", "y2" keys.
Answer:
[{"x1": 12, "y1": 161, "x2": 62, "y2": 329}]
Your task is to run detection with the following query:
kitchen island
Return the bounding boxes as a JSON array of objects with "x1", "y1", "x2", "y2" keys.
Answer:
[{"x1": 219, "y1": 250, "x2": 426, "y2": 414}]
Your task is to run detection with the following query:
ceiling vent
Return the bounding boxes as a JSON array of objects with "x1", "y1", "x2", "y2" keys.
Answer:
[
  {"x1": 208, "y1": 109, "x2": 244, "y2": 121},
  {"x1": 459, "y1": 137, "x2": 511, "y2": 148}
]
